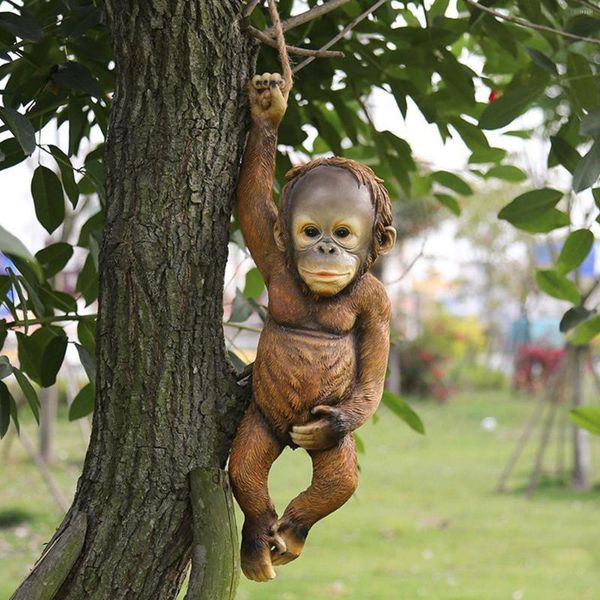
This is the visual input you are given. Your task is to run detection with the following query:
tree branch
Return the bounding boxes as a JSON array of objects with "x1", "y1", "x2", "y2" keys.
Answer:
[
  {"x1": 465, "y1": 0, "x2": 600, "y2": 46},
  {"x1": 247, "y1": 25, "x2": 344, "y2": 58},
  {"x1": 293, "y1": 0, "x2": 389, "y2": 73},
  {"x1": 262, "y1": 0, "x2": 352, "y2": 37},
  {"x1": 4, "y1": 313, "x2": 92, "y2": 330},
  {"x1": 574, "y1": 0, "x2": 600, "y2": 16},
  {"x1": 242, "y1": 0, "x2": 263, "y2": 18}
]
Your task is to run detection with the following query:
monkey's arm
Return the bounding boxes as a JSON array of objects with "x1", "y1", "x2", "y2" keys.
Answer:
[
  {"x1": 291, "y1": 278, "x2": 391, "y2": 450},
  {"x1": 236, "y1": 75, "x2": 287, "y2": 280}
]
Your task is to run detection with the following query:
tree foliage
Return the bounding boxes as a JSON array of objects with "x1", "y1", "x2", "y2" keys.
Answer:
[{"x1": 1, "y1": 0, "x2": 600, "y2": 437}]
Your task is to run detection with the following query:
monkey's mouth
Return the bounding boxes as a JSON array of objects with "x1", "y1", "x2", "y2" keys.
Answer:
[{"x1": 300, "y1": 268, "x2": 350, "y2": 280}]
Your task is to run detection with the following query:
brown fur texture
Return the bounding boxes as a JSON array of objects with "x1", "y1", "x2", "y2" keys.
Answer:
[{"x1": 229, "y1": 75, "x2": 393, "y2": 582}]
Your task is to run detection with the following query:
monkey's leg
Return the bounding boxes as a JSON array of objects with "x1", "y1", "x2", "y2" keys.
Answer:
[
  {"x1": 229, "y1": 405, "x2": 284, "y2": 582},
  {"x1": 272, "y1": 434, "x2": 358, "y2": 566}
]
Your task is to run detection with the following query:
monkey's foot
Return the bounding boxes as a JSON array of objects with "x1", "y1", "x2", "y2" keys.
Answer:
[
  {"x1": 249, "y1": 73, "x2": 287, "y2": 123},
  {"x1": 270, "y1": 520, "x2": 307, "y2": 566},
  {"x1": 251, "y1": 72, "x2": 284, "y2": 92},
  {"x1": 241, "y1": 528, "x2": 286, "y2": 582},
  {"x1": 241, "y1": 544, "x2": 276, "y2": 582}
]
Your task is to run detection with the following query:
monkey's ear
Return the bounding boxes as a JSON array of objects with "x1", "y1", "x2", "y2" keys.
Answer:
[
  {"x1": 379, "y1": 226, "x2": 397, "y2": 255},
  {"x1": 273, "y1": 221, "x2": 286, "y2": 252}
]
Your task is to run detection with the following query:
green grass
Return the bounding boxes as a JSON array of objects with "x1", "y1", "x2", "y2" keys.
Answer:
[{"x1": 2, "y1": 392, "x2": 600, "y2": 599}]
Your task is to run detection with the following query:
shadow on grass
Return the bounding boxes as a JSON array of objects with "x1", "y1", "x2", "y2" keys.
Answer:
[
  {"x1": 500, "y1": 475, "x2": 600, "y2": 503},
  {"x1": 0, "y1": 508, "x2": 33, "y2": 529}
]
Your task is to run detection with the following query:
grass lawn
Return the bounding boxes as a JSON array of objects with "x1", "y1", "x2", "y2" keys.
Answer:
[{"x1": 1, "y1": 391, "x2": 599, "y2": 599}]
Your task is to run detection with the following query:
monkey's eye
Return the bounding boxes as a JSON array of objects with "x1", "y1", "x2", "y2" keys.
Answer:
[
  {"x1": 303, "y1": 226, "x2": 320, "y2": 238},
  {"x1": 334, "y1": 227, "x2": 350, "y2": 238}
]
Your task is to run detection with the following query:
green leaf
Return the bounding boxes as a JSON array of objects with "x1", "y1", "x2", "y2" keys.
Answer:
[
  {"x1": 485, "y1": 165, "x2": 527, "y2": 182},
  {"x1": 75, "y1": 253, "x2": 99, "y2": 306},
  {"x1": 31, "y1": 166, "x2": 65, "y2": 235},
  {"x1": 560, "y1": 306, "x2": 594, "y2": 333},
  {"x1": 434, "y1": 193, "x2": 461, "y2": 216},
  {"x1": 52, "y1": 62, "x2": 102, "y2": 99},
  {"x1": 48, "y1": 145, "x2": 79, "y2": 208},
  {"x1": 0, "y1": 381, "x2": 10, "y2": 438},
  {"x1": 0, "y1": 11, "x2": 42, "y2": 40},
  {"x1": 77, "y1": 317, "x2": 96, "y2": 355},
  {"x1": 556, "y1": 229, "x2": 594, "y2": 275},
  {"x1": 448, "y1": 116, "x2": 490, "y2": 151},
  {"x1": 525, "y1": 48, "x2": 557, "y2": 75},
  {"x1": 381, "y1": 390, "x2": 425, "y2": 435},
  {"x1": 38, "y1": 287, "x2": 77, "y2": 313},
  {"x1": 0, "y1": 138, "x2": 27, "y2": 171},
  {"x1": 579, "y1": 107, "x2": 600, "y2": 138},
  {"x1": 479, "y1": 81, "x2": 547, "y2": 130},
  {"x1": 228, "y1": 288, "x2": 253, "y2": 323},
  {"x1": 69, "y1": 383, "x2": 95, "y2": 421},
  {"x1": 571, "y1": 314, "x2": 600, "y2": 345},
  {"x1": 0, "y1": 355, "x2": 12, "y2": 379},
  {"x1": 594, "y1": 188, "x2": 600, "y2": 212},
  {"x1": 569, "y1": 407, "x2": 600, "y2": 436},
  {"x1": 535, "y1": 269, "x2": 580, "y2": 304},
  {"x1": 17, "y1": 328, "x2": 68, "y2": 387},
  {"x1": 0, "y1": 277, "x2": 9, "y2": 302},
  {"x1": 75, "y1": 343, "x2": 96, "y2": 385},
  {"x1": 469, "y1": 147, "x2": 507, "y2": 164},
  {"x1": 243, "y1": 267, "x2": 265, "y2": 301},
  {"x1": 568, "y1": 52, "x2": 600, "y2": 112},
  {"x1": 0, "y1": 225, "x2": 41, "y2": 274},
  {"x1": 498, "y1": 188, "x2": 563, "y2": 225},
  {"x1": 573, "y1": 141, "x2": 600, "y2": 193},
  {"x1": 13, "y1": 368, "x2": 39, "y2": 424},
  {"x1": 549, "y1": 136, "x2": 580, "y2": 175},
  {"x1": 511, "y1": 209, "x2": 569, "y2": 234},
  {"x1": 431, "y1": 170, "x2": 473, "y2": 195},
  {"x1": 0, "y1": 323, "x2": 6, "y2": 353},
  {"x1": 35, "y1": 243, "x2": 74, "y2": 279},
  {"x1": 0, "y1": 107, "x2": 36, "y2": 155},
  {"x1": 9, "y1": 390, "x2": 19, "y2": 434},
  {"x1": 41, "y1": 335, "x2": 68, "y2": 387}
]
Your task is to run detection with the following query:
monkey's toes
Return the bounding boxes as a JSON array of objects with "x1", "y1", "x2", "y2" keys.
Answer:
[
  {"x1": 269, "y1": 520, "x2": 305, "y2": 566},
  {"x1": 242, "y1": 559, "x2": 276, "y2": 582},
  {"x1": 252, "y1": 72, "x2": 283, "y2": 90}
]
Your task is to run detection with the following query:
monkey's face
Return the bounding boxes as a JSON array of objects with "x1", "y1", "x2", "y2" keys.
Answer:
[{"x1": 281, "y1": 167, "x2": 376, "y2": 297}]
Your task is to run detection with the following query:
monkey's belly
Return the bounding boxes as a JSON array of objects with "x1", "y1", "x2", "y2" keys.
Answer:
[{"x1": 253, "y1": 322, "x2": 356, "y2": 439}]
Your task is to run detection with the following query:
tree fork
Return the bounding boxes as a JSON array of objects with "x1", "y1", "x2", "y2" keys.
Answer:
[{"x1": 12, "y1": 2, "x2": 257, "y2": 598}]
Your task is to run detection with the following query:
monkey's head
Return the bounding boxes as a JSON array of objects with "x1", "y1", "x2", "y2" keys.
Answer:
[{"x1": 274, "y1": 157, "x2": 396, "y2": 297}]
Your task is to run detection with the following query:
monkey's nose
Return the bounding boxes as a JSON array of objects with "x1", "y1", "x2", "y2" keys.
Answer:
[{"x1": 317, "y1": 243, "x2": 338, "y2": 255}]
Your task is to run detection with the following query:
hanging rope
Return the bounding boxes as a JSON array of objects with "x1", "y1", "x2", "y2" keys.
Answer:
[{"x1": 267, "y1": 0, "x2": 293, "y2": 95}]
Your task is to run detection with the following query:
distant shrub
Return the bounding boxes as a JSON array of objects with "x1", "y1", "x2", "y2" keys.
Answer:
[{"x1": 450, "y1": 363, "x2": 508, "y2": 391}]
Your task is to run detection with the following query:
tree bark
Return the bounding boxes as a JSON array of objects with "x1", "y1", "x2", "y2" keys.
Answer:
[{"x1": 12, "y1": 2, "x2": 256, "y2": 598}]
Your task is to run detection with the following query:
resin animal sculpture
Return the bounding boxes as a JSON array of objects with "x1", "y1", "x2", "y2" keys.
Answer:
[{"x1": 229, "y1": 72, "x2": 396, "y2": 582}]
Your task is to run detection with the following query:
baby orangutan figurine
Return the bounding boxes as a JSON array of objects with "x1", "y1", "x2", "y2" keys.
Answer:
[{"x1": 229, "y1": 73, "x2": 397, "y2": 582}]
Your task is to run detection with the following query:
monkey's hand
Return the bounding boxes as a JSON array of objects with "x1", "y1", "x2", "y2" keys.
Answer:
[
  {"x1": 290, "y1": 405, "x2": 347, "y2": 451},
  {"x1": 249, "y1": 72, "x2": 288, "y2": 127}
]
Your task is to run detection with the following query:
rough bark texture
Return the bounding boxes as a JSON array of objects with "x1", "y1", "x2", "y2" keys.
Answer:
[{"x1": 16, "y1": 2, "x2": 257, "y2": 599}]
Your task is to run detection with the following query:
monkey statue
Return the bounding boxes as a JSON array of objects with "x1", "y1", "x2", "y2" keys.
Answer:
[{"x1": 229, "y1": 72, "x2": 397, "y2": 582}]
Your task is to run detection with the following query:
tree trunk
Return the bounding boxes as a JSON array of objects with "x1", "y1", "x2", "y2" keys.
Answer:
[
  {"x1": 571, "y1": 345, "x2": 591, "y2": 491},
  {"x1": 12, "y1": 2, "x2": 256, "y2": 598}
]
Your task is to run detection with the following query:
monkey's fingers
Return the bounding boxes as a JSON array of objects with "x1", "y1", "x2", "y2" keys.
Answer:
[
  {"x1": 290, "y1": 432, "x2": 327, "y2": 450},
  {"x1": 311, "y1": 404, "x2": 336, "y2": 417},
  {"x1": 268, "y1": 531, "x2": 287, "y2": 554},
  {"x1": 244, "y1": 561, "x2": 276, "y2": 582},
  {"x1": 292, "y1": 420, "x2": 328, "y2": 435},
  {"x1": 252, "y1": 73, "x2": 272, "y2": 90}
]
